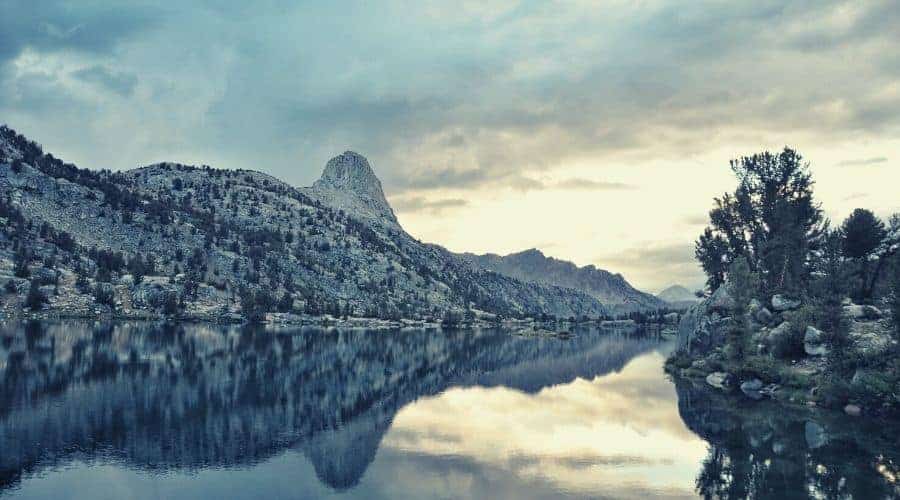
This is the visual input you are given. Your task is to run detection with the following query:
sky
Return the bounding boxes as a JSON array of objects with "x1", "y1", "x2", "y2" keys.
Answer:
[{"x1": 1, "y1": 0, "x2": 899, "y2": 292}]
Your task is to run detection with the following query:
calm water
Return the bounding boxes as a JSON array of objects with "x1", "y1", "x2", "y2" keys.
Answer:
[{"x1": 0, "y1": 321, "x2": 896, "y2": 499}]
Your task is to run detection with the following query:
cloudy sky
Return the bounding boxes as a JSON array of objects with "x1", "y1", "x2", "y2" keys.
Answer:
[{"x1": 2, "y1": 0, "x2": 899, "y2": 291}]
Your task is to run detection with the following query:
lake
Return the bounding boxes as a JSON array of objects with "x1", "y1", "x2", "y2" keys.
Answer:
[{"x1": 0, "y1": 321, "x2": 896, "y2": 499}]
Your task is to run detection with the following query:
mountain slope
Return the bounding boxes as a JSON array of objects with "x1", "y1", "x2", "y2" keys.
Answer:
[
  {"x1": 0, "y1": 125, "x2": 607, "y2": 321},
  {"x1": 462, "y1": 248, "x2": 665, "y2": 313},
  {"x1": 657, "y1": 285, "x2": 700, "y2": 303}
]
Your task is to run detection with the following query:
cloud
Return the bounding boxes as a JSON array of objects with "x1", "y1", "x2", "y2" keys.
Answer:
[
  {"x1": 842, "y1": 192, "x2": 869, "y2": 201},
  {"x1": 551, "y1": 178, "x2": 635, "y2": 191},
  {"x1": 71, "y1": 66, "x2": 138, "y2": 96},
  {"x1": 391, "y1": 196, "x2": 468, "y2": 214},
  {"x1": 0, "y1": 0, "x2": 899, "y2": 194},
  {"x1": 597, "y1": 242, "x2": 704, "y2": 291},
  {"x1": 0, "y1": 1, "x2": 162, "y2": 67},
  {"x1": 836, "y1": 156, "x2": 888, "y2": 167},
  {"x1": 681, "y1": 215, "x2": 709, "y2": 226}
]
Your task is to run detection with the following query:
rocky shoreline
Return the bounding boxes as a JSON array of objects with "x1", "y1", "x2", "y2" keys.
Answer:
[
  {"x1": 666, "y1": 286, "x2": 898, "y2": 418},
  {"x1": 1, "y1": 305, "x2": 653, "y2": 333}
]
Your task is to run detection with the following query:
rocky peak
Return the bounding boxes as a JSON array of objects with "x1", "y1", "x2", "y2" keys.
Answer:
[
  {"x1": 314, "y1": 152, "x2": 387, "y2": 204},
  {"x1": 312, "y1": 151, "x2": 396, "y2": 224}
]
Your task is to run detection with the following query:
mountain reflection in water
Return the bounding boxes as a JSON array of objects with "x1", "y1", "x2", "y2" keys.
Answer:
[{"x1": 0, "y1": 321, "x2": 896, "y2": 499}]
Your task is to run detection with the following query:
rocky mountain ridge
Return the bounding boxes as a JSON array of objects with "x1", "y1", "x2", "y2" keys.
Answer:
[
  {"x1": 0, "y1": 125, "x2": 656, "y2": 322},
  {"x1": 462, "y1": 248, "x2": 665, "y2": 313}
]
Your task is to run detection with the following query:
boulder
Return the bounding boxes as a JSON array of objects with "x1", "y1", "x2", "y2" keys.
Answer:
[
  {"x1": 803, "y1": 326, "x2": 828, "y2": 356},
  {"x1": 804, "y1": 421, "x2": 828, "y2": 449},
  {"x1": 843, "y1": 304, "x2": 882, "y2": 320},
  {"x1": 740, "y1": 379, "x2": 764, "y2": 400},
  {"x1": 764, "y1": 321, "x2": 793, "y2": 349},
  {"x1": 706, "y1": 371, "x2": 730, "y2": 390},
  {"x1": 804, "y1": 326, "x2": 823, "y2": 344},
  {"x1": 707, "y1": 286, "x2": 735, "y2": 313},
  {"x1": 771, "y1": 294, "x2": 801, "y2": 312},
  {"x1": 754, "y1": 307, "x2": 773, "y2": 325},
  {"x1": 805, "y1": 342, "x2": 829, "y2": 357},
  {"x1": 843, "y1": 404, "x2": 862, "y2": 417},
  {"x1": 663, "y1": 312, "x2": 680, "y2": 323},
  {"x1": 676, "y1": 303, "x2": 729, "y2": 355}
]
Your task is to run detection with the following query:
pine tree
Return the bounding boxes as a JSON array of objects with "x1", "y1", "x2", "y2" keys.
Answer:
[
  {"x1": 841, "y1": 208, "x2": 886, "y2": 300},
  {"x1": 25, "y1": 280, "x2": 46, "y2": 310},
  {"x1": 725, "y1": 257, "x2": 758, "y2": 362}
]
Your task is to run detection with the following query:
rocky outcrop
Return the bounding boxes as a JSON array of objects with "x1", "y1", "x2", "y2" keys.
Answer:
[
  {"x1": 676, "y1": 286, "x2": 732, "y2": 354},
  {"x1": 804, "y1": 326, "x2": 828, "y2": 356},
  {"x1": 771, "y1": 294, "x2": 801, "y2": 312},
  {"x1": 310, "y1": 151, "x2": 398, "y2": 225}
]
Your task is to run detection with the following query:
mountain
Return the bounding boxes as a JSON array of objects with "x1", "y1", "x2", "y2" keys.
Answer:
[
  {"x1": 656, "y1": 285, "x2": 700, "y2": 304},
  {"x1": 0, "y1": 125, "x2": 611, "y2": 321},
  {"x1": 462, "y1": 248, "x2": 665, "y2": 313},
  {"x1": 311, "y1": 151, "x2": 398, "y2": 225}
]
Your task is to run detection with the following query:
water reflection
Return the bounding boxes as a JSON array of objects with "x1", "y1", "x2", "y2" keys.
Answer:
[
  {"x1": 0, "y1": 320, "x2": 658, "y2": 497},
  {"x1": 675, "y1": 379, "x2": 900, "y2": 499},
  {"x1": 0, "y1": 320, "x2": 896, "y2": 499}
]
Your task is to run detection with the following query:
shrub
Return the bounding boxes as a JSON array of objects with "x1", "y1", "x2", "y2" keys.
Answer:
[
  {"x1": 92, "y1": 284, "x2": 115, "y2": 305},
  {"x1": 25, "y1": 281, "x2": 46, "y2": 310},
  {"x1": 738, "y1": 355, "x2": 780, "y2": 383},
  {"x1": 849, "y1": 371, "x2": 895, "y2": 408},
  {"x1": 817, "y1": 374, "x2": 851, "y2": 408}
]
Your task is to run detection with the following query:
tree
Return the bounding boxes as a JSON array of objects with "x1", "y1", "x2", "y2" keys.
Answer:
[
  {"x1": 817, "y1": 230, "x2": 851, "y2": 374},
  {"x1": 841, "y1": 208, "x2": 886, "y2": 300},
  {"x1": 890, "y1": 256, "x2": 900, "y2": 350},
  {"x1": 695, "y1": 148, "x2": 825, "y2": 295},
  {"x1": 128, "y1": 254, "x2": 148, "y2": 285},
  {"x1": 25, "y1": 280, "x2": 46, "y2": 310},
  {"x1": 239, "y1": 287, "x2": 272, "y2": 322},
  {"x1": 13, "y1": 248, "x2": 30, "y2": 278},
  {"x1": 725, "y1": 257, "x2": 758, "y2": 362},
  {"x1": 696, "y1": 228, "x2": 729, "y2": 291}
]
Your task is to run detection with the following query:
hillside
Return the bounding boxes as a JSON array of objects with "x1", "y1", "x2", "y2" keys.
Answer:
[
  {"x1": 462, "y1": 248, "x2": 665, "y2": 313},
  {"x1": 0, "y1": 125, "x2": 616, "y2": 322}
]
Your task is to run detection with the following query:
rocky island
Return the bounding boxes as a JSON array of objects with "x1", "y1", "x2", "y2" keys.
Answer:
[{"x1": 666, "y1": 149, "x2": 900, "y2": 418}]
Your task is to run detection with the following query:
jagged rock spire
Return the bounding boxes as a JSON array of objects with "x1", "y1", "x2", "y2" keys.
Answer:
[{"x1": 312, "y1": 151, "x2": 397, "y2": 224}]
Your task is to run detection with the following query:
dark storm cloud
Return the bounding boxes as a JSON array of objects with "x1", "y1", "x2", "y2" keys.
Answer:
[
  {"x1": 0, "y1": 1, "x2": 162, "y2": 66},
  {"x1": 0, "y1": 0, "x2": 898, "y2": 193}
]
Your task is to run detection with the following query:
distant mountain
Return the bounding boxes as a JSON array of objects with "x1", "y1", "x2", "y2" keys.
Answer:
[
  {"x1": 0, "y1": 125, "x2": 613, "y2": 321},
  {"x1": 657, "y1": 285, "x2": 700, "y2": 304},
  {"x1": 655, "y1": 284, "x2": 701, "y2": 311},
  {"x1": 462, "y1": 248, "x2": 665, "y2": 313}
]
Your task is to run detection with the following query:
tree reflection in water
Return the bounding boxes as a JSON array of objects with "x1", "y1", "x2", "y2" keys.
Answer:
[
  {"x1": 676, "y1": 378, "x2": 899, "y2": 499},
  {"x1": 2, "y1": 320, "x2": 897, "y2": 499},
  {"x1": 0, "y1": 320, "x2": 658, "y2": 493}
]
